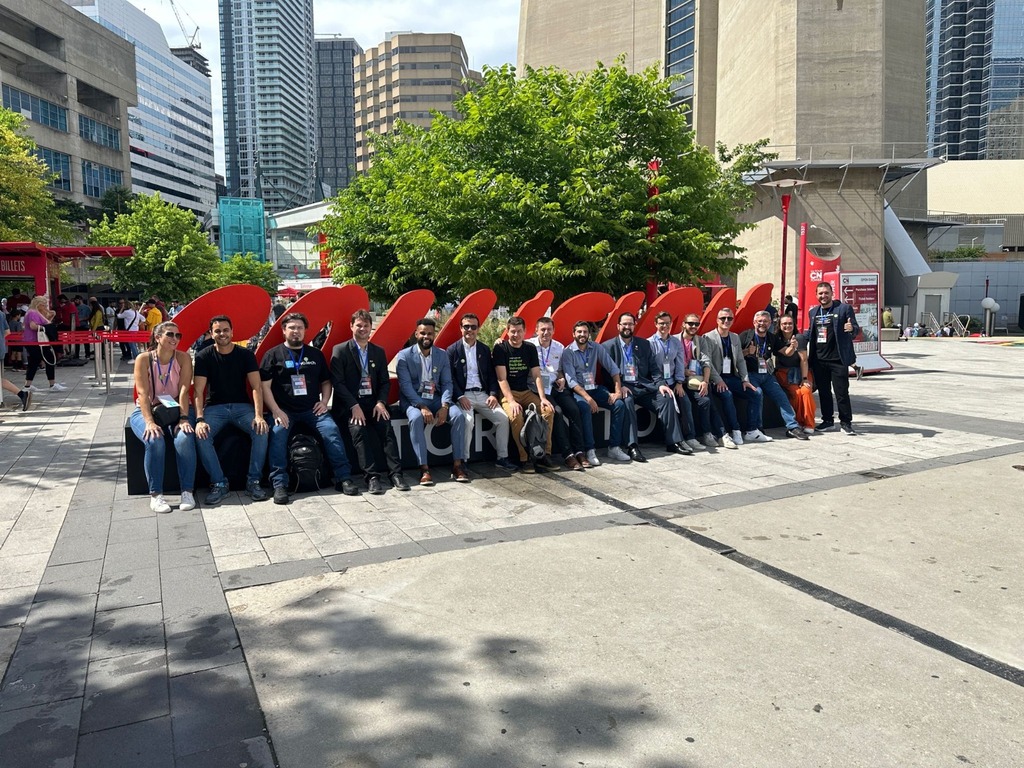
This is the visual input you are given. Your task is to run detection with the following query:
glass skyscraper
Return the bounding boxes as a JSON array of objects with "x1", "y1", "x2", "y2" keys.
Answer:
[
  {"x1": 927, "y1": 0, "x2": 1024, "y2": 160},
  {"x1": 220, "y1": 0, "x2": 317, "y2": 213},
  {"x1": 315, "y1": 36, "x2": 361, "y2": 197},
  {"x1": 666, "y1": 0, "x2": 696, "y2": 111},
  {"x1": 64, "y1": 0, "x2": 217, "y2": 216}
]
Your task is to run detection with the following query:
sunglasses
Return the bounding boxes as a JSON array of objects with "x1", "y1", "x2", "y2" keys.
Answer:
[
  {"x1": 684, "y1": 321, "x2": 700, "y2": 326},
  {"x1": 462, "y1": 324, "x2": 478, "y2": 330},
  {"x1": 164, "y1": 331, "x2": 182, "y2": 339},
  {"x1": 718, "y1": 317, "x2": 734, "y2": 322}
]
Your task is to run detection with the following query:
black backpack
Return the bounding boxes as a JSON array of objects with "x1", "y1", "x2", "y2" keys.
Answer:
[
  {"x1": 287, "y1": 433, "x2": 323, "y2": 493},
  {"x1": 519, "y1": 403, "x2": 549, "y2": 461}
]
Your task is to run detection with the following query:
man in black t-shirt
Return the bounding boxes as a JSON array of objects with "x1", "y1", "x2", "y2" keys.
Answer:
[
  {"x1": 194, "y1": 315, "x2": 270, "y2": 504},
  {"x1": 260, "y1": 312, "x2": 357, "y2": 504},
  {"x1": 493, "y1": 316, "x2": 555, "y2": 472},
  {"x1": 805, "y1": 282, "x2": 859, "y2": 434},
  {"x1": 738, "y1": 311, "x2": 807, "y2": 441}
]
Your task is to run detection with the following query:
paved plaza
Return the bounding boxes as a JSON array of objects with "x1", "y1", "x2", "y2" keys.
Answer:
[{"x1": 0, "y1": 338, "x2": 1021, "y2": 766}]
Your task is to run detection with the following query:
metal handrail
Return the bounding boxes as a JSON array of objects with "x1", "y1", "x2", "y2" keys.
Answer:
[{"x1": 944, "y1": 312, "x2": 968, "y2": 337}]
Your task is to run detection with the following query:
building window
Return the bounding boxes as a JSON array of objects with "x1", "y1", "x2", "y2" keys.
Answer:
[
  {"x1": 82, "y1": 160, "x2": 123, "y2": 198},
  {"x1": 2, "y1": 84, "x2": 69, "y2": 131},
  {"x1": 35, "y1": 147, "x2": 72, "y2": 191},
  {"x1": 79, "y1": 115, "x2": 121, "y2": 150}
]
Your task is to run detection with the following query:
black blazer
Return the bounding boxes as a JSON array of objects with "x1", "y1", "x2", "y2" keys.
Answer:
[
  {"x1": 601, "y1": 336, "x2": 664, "y2": 394},
  {"x1": 330, "y1": 340, "x2": 391, "y2": 416},
  {"x1": 447, "y1": 341, "x2": 499, "y2": 399}
]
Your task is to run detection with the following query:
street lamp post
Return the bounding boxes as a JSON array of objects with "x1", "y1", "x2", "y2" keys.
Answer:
[
  {"x1": 760, "y1": 178, "x2": 813, "y2": 309},
  {"x1": 981, "y1": 296, "x2": 995, "y2": 337}
]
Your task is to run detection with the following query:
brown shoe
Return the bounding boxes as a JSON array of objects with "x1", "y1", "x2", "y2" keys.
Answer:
[
  {"x1": 576, "y1": 452, "x2": 591, "y2": 469},
  {"x1": 564, "y1": 454, "x2": 583, "y2": 471},
  {"x1": 452, "y1": 463, "x2": 470, "y2": 483},
  {"x1": 419, "y1": 469, "x2": 434, "y2": 486}
]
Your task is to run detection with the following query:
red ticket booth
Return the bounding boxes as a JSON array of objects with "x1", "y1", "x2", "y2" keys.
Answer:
[{"x1": 0, "y1": 241, "x2": 134, "y2": 299}]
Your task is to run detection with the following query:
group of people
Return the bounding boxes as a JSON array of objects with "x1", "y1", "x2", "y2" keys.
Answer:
[{"x1": 130, "y1": 281, "x2": 860, "y2": 514}]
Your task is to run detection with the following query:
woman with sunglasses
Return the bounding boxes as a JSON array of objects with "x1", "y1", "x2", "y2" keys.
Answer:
[{"x1": 131, "y1": 321, "x2": 197, "y2": 513}]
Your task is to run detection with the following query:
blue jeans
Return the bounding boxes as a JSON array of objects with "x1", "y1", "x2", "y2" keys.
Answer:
[
  {"x1": 573, "y1": 386, "x2": 625, "y2": 450},
  {"x1": 747, "y1": 371, "x2": 799, "y2": 430},
  {"x1": 723, "y1": 374, "x2": 764, "y2": 432},
  {"x1": 193, "y1": 403, "x2": 269, "y2": 486},
  {"x1": 268, "y1": 410, "x2": 351, "y2": 489},
  {"x1": 406, "y1": 396, "x2": 465, "y2": 465},
  {"x1": 129, "y1": 407, "x2": 196, "y2": 495}
]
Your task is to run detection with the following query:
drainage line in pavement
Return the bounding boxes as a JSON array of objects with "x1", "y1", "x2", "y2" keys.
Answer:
[{"x1": 553, "y1": 475, "x2": 1024, "y2": 689}]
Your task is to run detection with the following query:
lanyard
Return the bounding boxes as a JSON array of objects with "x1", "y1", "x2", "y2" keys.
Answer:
[
  {"x1": 579, "y1": 345, "x2": 591, "y2": 374},
  {"x1": 287, "y1": 346, "x2": 304, "y2": 371},
  {"x1": 539, "y1": 343, "x2": 551, "y2": 370},
  {"x1": 356, "y1": 343, "x2": 369, "y2": 374},
  {"x1": 154, "y1": 354, "x2": 172, "y2": 387},
  {"x1": 756, "y1": 333, "x2": 768, "y2": 358},
  {"x1": 621, "y1": 340, "x2": 633, "y2": 365}
]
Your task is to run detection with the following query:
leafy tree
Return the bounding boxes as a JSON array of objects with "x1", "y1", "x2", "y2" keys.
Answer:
[
  {"x1": 929, "y1": 245, "x2": 984, "y2": 262},
  {"x1": 0, "y1": 107, "x2": 74, "y2": 244},
  {"x1": 218, "y1": 252, "x2": 280, "y2": 296},
  {"x1": 89, "y1": 192, "x2": 220, "y2": 301},
  {"x1": 97, "y1": 184, "x2": 137, "y2": 223},
  {"x1": 53, "y1": 198, "x2": 90, "y2": 232},
  {"x1": 319, "y1": 61, "x2": 769, "y2": 306}
]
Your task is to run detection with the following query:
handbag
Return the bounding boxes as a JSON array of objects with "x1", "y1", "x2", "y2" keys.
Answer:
[
  {"x1": 685, "y1": 375, "x2": 703, "y2": 391},
  {"x1": 38, "y1": 323, "x2": 58, "y2": 366},
  {"x1": 148, "y1": 354, "x2": 181, "y2": 427}
]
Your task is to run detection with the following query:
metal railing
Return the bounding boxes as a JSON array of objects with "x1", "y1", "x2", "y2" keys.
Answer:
[
  {"x1": 944, "y1": 312, "x2": 968, "y2": 337},
  {"x1": 922, "y1": 311, "x2": 941, "y2": 336},
  {"x1": 764, "y1": 142, "x2": 947, "y2": 164}
]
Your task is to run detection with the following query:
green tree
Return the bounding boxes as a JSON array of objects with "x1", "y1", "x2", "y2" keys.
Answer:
[
  {"x1": 0, "y1": 107, "x2": 73, "y2": 244},
  {"x1": 97, "y1": 184, "x2": 137, "y2": 223},
  {"x1": 89, "y1": 192, "x2": 220, "y2": 300},
  {"x1": 319, "y1": 61, "x2": 769, "y2": 306},
  {"x1": 218, "y1": 252, "x2": 280, "y2": 295}
]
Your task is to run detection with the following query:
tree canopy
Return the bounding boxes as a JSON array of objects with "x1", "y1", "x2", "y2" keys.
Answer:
[
  {"x1": 90, "y1": 193, "x2": 221, "y2": 301},
  {"x1": 218, "y1": 252, "x2": 280, "y2": 296},
  {"x1": 0, "y1": 108, "x2": 73, "y2": 244},
  {"x1": 319, "y1": 61, "x2": 768, "y2": 306}
]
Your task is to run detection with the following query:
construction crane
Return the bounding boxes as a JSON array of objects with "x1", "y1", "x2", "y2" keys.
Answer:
[{"x1": 165, "y1": 0, "x2": 201, "y2": 49}]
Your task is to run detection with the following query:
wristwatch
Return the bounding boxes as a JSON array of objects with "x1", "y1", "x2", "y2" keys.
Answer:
[{"x1": 195, "y1": 417, "x2": 206, "y2": 423}]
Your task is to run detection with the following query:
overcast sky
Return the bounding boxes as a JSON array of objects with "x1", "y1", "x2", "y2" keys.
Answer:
[{"x1": 128, "y1": 0, "x2": 521, "y2": 174}]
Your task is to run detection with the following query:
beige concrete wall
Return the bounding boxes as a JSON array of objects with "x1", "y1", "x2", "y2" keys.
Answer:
[
  {"x1": 928, "y1": 160, "x2": 1024, "y2": 215},
  {"x1": 0, "y1": 0, "x2": 135, "y2": 210},
  {"x1": 517, "y1": 0, "x2": 663, "y2": 75}
]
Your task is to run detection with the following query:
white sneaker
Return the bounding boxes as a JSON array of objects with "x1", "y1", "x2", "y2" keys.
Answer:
[
  {"x1": 49, "y1": 382, "x2": 67, "y2": 392},
  {"x1": 731, "y1": 430, "x2": 744, "y2": 446},
  {"x1": 585, "y1": 449, "x2": 601, "y2": 467},
  {"x1": 719, "y1": 434, "x2": 738, "y2": 449},
  {"x1": 802, "y1": 427, "x2": 815, "y2": 435},
  {"x1": 150, "y1": 495, "x2": 171, "y2": 513},
  {"x1": 178, "y1": 491, "x2": 196, "y2": 512},
  {"x1": 685, "y1": 438, "x2": 704, "y2": 452},
  {"x1": 606, "y1": 446, "x2": 631, "y2": 462},
  {"x1": 743, "y1": 429, "x2": 773, "y2": 443},
  {"x1": 25, "y1": 384, "x2": 41, "y2": 393}
]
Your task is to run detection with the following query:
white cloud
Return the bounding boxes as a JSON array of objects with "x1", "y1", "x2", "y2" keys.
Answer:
[{"x1": 127, "y1": 0, "x2": 520, "y2": 175}]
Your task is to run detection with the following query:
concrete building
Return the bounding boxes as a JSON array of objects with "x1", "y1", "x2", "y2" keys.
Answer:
[
  {"x1": 64, "y1": 0, "x2": 217, "y2": 218},
  {"x1": 927, "y1": 0, "x2": 1024, "y2": 161},
  {"x1": 518, "y1": 0, "x2": 938, "y2": 315},
  {"x1": 220, "y1": 0, "x2": 316, "y2": 213},
  {"x1": 315, "y1": 35, "x2": 362, "y2": 197},
  {"x1": 0, "y1": 0, "x2": 136, "y2": 212},
  {"x1": 354, "y1": 32, "x2": 479, "y2": 173}
]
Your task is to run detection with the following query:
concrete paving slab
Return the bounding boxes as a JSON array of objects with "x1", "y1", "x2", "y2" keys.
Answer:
[
  {"x1": 0, "y1": 697, "x2": 81, "y2": 768},
  {"x1": 169, "y1": 661, "x2": 265, "y2": 759},
  {"x1": 80, "y1": 648, "x2": 169, "y2": 733},
  {"x1": 76, "y1": 715, "x2": 174, "y2": 768},
  {"x1": 678, "y1": 452, "x2": 1024, "y2": 669},
  {"x1": 229, "y1": 526, "x2": 1023, "y2": 768}
]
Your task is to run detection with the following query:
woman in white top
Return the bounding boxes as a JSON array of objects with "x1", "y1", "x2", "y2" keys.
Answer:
[
  {"x1": 131, "y1": 321, "x2": 196, "y2": 513},
  {"x1": 117, "y1": 299, "x2": 142, "y2": 362}
]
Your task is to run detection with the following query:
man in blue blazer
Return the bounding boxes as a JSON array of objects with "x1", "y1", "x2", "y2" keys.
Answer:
[
  {"x1": 602, "y1": 312, "x2": 684, "y2": 462},
  {"x1": 805, "y1": 281, "x2": 859, "y2": 434},
  {"x1": 396, "y1": 318, "x2": 464, "y2": 485}
]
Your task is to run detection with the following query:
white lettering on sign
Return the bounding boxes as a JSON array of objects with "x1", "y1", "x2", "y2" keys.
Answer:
[
  {"x1": 810, "y1": 270, "x2": 822, "y2": 281},
  {"x1": 0, "y1": 259, "x2": 28, "y2": 273}
]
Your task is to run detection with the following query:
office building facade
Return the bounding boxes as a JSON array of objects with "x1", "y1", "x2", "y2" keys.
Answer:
[
  {"x1": 315, "y1": 36, "x2": 361, "y2": 197},
  {"x1": 927, "y1": 0, "x2": 1024, "y2": 160},
  {"x1": 354, "y1": 32, "x2": 478, "y2": 173},
  {"x1": 220, "y1": 0, "x2": 316, "y2": 213},
  {"x1": 65, "y1": 0, "x2": 217, "y2": 217},
  {"x1": 0, "y1": 0, "x2": 135, "y2": 212}
]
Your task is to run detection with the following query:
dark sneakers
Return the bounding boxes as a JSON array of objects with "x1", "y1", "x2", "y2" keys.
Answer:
[
  {"x1": 204, "y1": 483, "x2": 229, "y2": 506},
  {"x1": 273, "y1": 487, "x2": 289, "y2": 505},
  {"x1": 390, "y1": 473, "x2": 410, "y2": 491},
  {"x1": 245, "y1": 481, "x2": 269, "y2": 501},
  {"x1": 786, "y1": 428, "x2": 810, "y2": 441},
  {"x1": 495, "y1": 456, "x2": 519, "y2": 472},
  {"x1": 815, "y1": 421, "x2": 838, "y2": 432},
  {"x1": 840, "y1": 422, "x2": 857, "y2": 435},
  {"x1": 18, "y1": 390, "x2": 31, "y2": 411}
]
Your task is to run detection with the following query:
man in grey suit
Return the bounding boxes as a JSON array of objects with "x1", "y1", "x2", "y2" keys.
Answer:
[
  {"x1": 602, "y1": 312, "x2": 685, "y2": 461},
  {"x1": 396, "y1": 318, "x2": 465, "y2": 486},
  {"x1": 701, "y1": 308, "x2": 764, "y2": 448}
]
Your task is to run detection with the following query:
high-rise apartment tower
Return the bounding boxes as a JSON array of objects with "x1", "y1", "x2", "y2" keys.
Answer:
[
  {"x1": 315, "y1": 36, "x2": 362, "y2": 197},
  {"x1": 220, "y1": 0, "x2": 316, "y2": 213}
]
